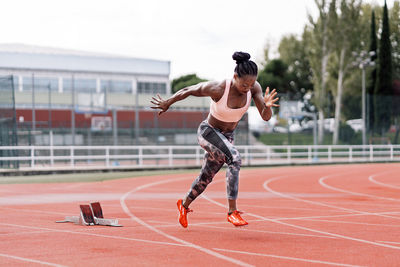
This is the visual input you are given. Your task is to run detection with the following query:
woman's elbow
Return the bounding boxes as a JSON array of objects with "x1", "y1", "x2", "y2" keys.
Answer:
[{"x1": 263, "y1": 115, "x2": 271, "y2": 122}]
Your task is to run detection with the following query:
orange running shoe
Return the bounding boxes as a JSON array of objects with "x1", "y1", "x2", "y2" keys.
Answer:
[
  {"x1": 177, "y1": 199, "x2": 192, "y2": 228},
  {"x1": 227, "y1": 210, "x2": 248, "y2": 227}
]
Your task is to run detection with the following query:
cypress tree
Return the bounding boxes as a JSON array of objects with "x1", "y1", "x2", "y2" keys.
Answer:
[
  {"x1": 367, "y1": 11, "x2": 377, "y2": 135},
  {"x1": 375, "y1": 1, "x2": 393, "y2": 135}
]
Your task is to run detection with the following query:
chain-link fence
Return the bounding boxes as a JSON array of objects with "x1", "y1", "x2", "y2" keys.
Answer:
[
  {"x1": 0, "y1": 76, "x2": 19, "y2": 168},
  {"x1": 10, "y1": 73, "x2": 251, "y2": 147},
  {"x1": 16, "y1": 119, "x2": 250, "y2": 147}
]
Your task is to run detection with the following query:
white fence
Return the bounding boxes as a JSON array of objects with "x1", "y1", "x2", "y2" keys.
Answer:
[{"x1": 1, "y1": 145, "x2": 400, "y2": 172}]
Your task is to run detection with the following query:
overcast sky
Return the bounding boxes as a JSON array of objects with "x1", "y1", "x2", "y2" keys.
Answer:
[{"x1": 1, "y1": 0, "x2": 395, "y2": 80}]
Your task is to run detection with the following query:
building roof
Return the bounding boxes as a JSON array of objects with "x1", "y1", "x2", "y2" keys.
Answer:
[{"x1": 0, "y1": 43, "x2": 170, "y2": 76}]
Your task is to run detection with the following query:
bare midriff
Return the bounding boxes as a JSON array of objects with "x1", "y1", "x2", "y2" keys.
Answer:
[{"x1": 207, "y1": 114, "x2": 239, "y2": 132}]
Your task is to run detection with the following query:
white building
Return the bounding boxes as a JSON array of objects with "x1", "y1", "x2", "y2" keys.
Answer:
[
  {"x1": 0, "y1": 43, "x2": 170, "y2": 93},
  {"x1": 0, "y1": 43, "x2": 174, "y2": 112}
]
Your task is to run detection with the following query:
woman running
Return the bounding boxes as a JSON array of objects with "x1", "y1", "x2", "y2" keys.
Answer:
[{"x1": 150, "y1": 51, "x2": 279, "y2": 227}]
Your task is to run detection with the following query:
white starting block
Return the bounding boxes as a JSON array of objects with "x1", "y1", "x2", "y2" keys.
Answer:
[{"x1": 56, "y1": 202, "x2": 122, "y2": 227}]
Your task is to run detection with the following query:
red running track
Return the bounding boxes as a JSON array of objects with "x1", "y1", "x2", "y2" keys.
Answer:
[{"x1": 1, "y1": 163, "x2": 400, "y2": 266}]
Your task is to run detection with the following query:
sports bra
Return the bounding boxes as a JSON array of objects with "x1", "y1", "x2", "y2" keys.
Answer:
[{"x1": 209, "y1": 79, "x2": 251, "y2": 123}]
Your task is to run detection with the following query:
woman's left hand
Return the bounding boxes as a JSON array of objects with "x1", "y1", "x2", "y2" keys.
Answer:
[{"x1": 264, "y1": 87, "x2": 280, "y2": 108}]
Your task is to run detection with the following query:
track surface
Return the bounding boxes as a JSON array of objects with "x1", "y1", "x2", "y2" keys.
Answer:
[{"x1": 1, "y1": 163, "x2": 400, "y2": 266}]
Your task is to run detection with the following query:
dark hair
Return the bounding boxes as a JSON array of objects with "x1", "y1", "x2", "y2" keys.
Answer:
[{"x1": 232, "y1": 51, "x2": 258, "y2": 77}]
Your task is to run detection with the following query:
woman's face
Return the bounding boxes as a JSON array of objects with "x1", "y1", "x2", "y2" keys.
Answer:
[{"x1": 233, "y1": 74, "x2": 257, "y2": 94}]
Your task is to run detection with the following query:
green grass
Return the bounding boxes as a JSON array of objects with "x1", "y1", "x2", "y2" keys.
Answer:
[
  {"x1": 0, "y1": 169, "x2": 198, "y2": 184},
  {"x1": 257, "y1": 131, "x2": 400, "y2": 146},
  {"x1": 257, "y1": 132, "x2": 370, "y2": 146},
  {"x1": 257, "y1": 132, "x2": 335, "y2": 146}
]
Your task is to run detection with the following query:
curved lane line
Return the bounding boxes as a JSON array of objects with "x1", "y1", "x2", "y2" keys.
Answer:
[
  {"x1": 261, "y1": 175, "x2": 400, "y2": 250},
  {"x1": 119, "y1": 176, "x2": 254, "y2": 267},
  {"x1": 264, "y1": 174, "x2": 400, "y2": 220},
  {"x1": 199, "y1": 197, "x2": 377, "y2": 266},
  {"x1": 203, "y1": 171, "x2": 400, "y2": 221},
  {"x1": 319, "y1": 172, "x2": 400, "y2": 202},
  {"x1": 369, "y1": 171, "x2": 400, "y2": 190}
]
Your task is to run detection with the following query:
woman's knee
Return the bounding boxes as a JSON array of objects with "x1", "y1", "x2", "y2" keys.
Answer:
[{"x1": 229, "y1": 152, "x2": 242, "y2": 168}]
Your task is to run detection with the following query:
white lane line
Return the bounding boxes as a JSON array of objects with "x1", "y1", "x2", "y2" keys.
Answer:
[
  {"x1": 0, "y1": 206, "x2": 74, "y2": 216},
  {"x1": 148, "y1": 219, "x2": 267, "y2": 227},
  {"x1": 0, "y1": 222, "x2": 188, "y2": 248},
  {"x1": 0, "y1": 205, "x2": 224, "y2": 219},
  {"x1": 378, "y1": 241, "x2": 400, "y2": 245},
  {"x1": 203, "y1": 171, "x2": 397, "y2": 219},
  {"x1": 149, "y1": 219, "x2": 337, "y2": 239},
  {"x1": 119, "y1": 205, "x2": 227, "y2": 215},
  {"x1": 120, "y1": 176, "x2": 254, "y2": 267},
  {"x1": 238, "y1": 204, "x2": 345, "y2": 212},
  {"x1": 265, "y1": 175, "x2": 400, "y2": 220},
  {"x1": 188, "y1": 224, "x2": 338, "y2": 239},
  {"x1": 0, "y1": 253, "x2": 66, "y2": 267},
  {"x1": 319, "y1": 175, "x2": 400, "y2": 202},
  {"x1": 299, "y1": 218, "x2": 400, "y2": 228},
  {"x1": 0, "y1": 230, "x2": 52, "y2": 237},
  {"x1": 369, "y1": 172, "x2": 400, "y2": 190},
  {"x1": 279, "y1": 211, "x2": 400, "y2": 221},
  {"x1": 261, "y1": 176, "x2": 400, "y2": 250},
  {"x1": 8, "y1": 203, "x2": 388, "y2": 227},
  {"x1": 149, "y1": 214, "x2": 354, "y2": 227},
  {"x1": 213, "y1": 248, "x2": 364, "y2": 267},
  {"x1": 321, "y1": 200, "x2": 400, "y2": 208}
]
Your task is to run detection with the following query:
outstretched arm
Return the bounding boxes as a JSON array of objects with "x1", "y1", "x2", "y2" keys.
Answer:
[
  {"x1": 150, "y1": 81, "x2": 222, "y2": 115},
  {"x1": 251, "y1": 82, "x2": 279, "y2": 121}
]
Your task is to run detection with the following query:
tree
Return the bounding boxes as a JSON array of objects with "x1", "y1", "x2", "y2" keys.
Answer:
[
  {"x1": 257, "y1": 59, "x2": 293, "y2": 96},
  {"x1": 390, "y1": 1, "x2": 400, "y2": 143},
  {"x1": 374, "y1": 0, "x2": 393, "y2": 135},
  {"x1": 307, "y1": 0, "x2": 338, "y2": 144},
  {"x1": 259, "y1": 40, "x2": 272, "y2": 68},
  {"x1": 278, "y1": 33, "x2": 313, "y2": 99},
  {"x1": 367, "y1": 10, "x2": 378, "y2": 134},
  {"x1": 393, "y1": 80, "x2": 400, "y2": 143},
  {"x1": 171, "y1": 74, "x2": 207, "y2": 94},
  {"x1": 332, "y1": 0, "x2": 363, "y2": 145},
  {"x1": 390, "y1": 1, "x2": 400, "y2": 81}
]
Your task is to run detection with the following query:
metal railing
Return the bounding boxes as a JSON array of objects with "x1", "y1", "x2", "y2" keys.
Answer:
[{"x1": 1, "y1": 144, "x2": 399, "y2": 172}]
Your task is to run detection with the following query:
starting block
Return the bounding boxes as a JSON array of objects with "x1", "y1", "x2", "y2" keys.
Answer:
[{"x1": 56, "y1": 202, "x2": 122, "y2": 227}]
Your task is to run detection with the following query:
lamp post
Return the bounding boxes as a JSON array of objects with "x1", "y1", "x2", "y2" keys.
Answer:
[{"x1": 352, "y1": 50, "x2": 375, "y2": 146}]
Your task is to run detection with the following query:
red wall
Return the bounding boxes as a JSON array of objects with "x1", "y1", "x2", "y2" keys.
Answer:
[{"x1": 16, "y1": 108, "x2": 208, "y2": 129}]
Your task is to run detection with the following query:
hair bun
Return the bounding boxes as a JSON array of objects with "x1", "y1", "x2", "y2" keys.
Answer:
[{"x1": 232, "y1": 51, "x2": 251, "y2": 64}]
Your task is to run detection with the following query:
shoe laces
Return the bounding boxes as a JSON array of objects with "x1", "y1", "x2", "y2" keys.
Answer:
[
  {"x1": 232, "y1": 210, "x2": 244, "y2": 215},
  {"x1": 183, "y1": 206, "x2": 193, "y2": 213}
]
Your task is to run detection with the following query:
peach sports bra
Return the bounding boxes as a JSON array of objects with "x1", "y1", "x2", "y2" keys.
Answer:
[{"x1": 209, "y1": 79, "x2": 251, "y2": 123}]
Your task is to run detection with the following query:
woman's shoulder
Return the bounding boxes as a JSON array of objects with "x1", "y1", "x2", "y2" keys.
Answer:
[
  {"x1": 208, "y1": 79, "x2": 227, "y2": 90},
  {"x1": 208, "y1": 79, "x2": 228, "y2": 101},
  {"x1": 251, "y1": 81, "x2": 263, "y2": 95}
]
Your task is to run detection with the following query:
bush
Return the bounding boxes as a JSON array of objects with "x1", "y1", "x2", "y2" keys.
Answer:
[{"x1": 339, "y1": 123, "x2": 361, "y2": 144}]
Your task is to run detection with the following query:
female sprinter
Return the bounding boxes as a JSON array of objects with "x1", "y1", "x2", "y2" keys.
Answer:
[{"x1": 150, "y1": 52, "x2": 279, "y2": 227}]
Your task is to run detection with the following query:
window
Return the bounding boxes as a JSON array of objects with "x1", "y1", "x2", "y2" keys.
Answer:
[
  {"x1": 12, "y1": 76, "x2": 19, "y2": 91},
  {"x1": 22, "y1": 77, "x2": 58, "y2": 91},
  {"x1": 138, "y1": 82, "x2": 166, "y2": 94},
  {"x1": 101, "y1": 80, "x2": 132, "y2": 93},
  {"x1": 63, "y1": 78, "x2": 96, "y2": 93}
]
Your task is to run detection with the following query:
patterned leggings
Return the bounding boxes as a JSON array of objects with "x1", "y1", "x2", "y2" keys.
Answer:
[{"x1": 186, "y1": 120, "x2": 241, "y2": 201}]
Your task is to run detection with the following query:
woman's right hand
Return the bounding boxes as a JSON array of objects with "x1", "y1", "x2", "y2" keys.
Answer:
[{"x1": 150, "y1": 94, "x2": 170, "y2": 115}]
